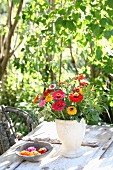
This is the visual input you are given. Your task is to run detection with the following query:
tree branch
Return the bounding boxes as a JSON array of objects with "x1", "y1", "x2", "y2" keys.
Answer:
[
  {"x1": 9, "y1": 40, "x2": 22, "y2": 57},
  {"x1": 10, "y1": 0, "x2": 23, "y2": 37},
  {"x1": 1, "y1": 0, "x2": 23, "y2": 78},
  {"x1": 69, "y1": 43, "x2": 78, "y2": 74},
  {"x1": 7, "y1": 0, "x2": 13, "y2": 27},
  {"x1": 59, "y1": 38, "x2": 63, "y2": 82},
  {"x1": 13, "y1": 28, "x2": 19, "y2": 49}
]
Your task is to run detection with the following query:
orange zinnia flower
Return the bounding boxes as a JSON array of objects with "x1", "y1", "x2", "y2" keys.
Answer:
[{"x1": 32, "y1": 94, "x2": 40, "y2": 104}]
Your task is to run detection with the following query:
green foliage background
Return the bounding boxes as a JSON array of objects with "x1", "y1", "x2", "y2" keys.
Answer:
[{"x1": 0, "y1": 0, "x2": 113, "y2": 125}]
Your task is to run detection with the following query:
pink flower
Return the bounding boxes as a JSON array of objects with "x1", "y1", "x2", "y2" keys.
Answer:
[
  {"x1": 40, "y1": 96, "x2": 45, "y2": 100},
  {"x1": 52, "y1": 100, "x2": 66, "y2": 111},
  {"x1": 38, "y1": 100, "x2": 46, "y2": 107},
  {"x1": 52, "y1": 90, "x2": 65, "y2": 100},
  {"x1": 26, "y1": 146, "x2": 36, "y2": 152}
]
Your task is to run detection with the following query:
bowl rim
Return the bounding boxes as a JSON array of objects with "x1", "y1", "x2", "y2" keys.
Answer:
[{"x1": 15, "y1": 141, "x2": 53, "y2": 159}]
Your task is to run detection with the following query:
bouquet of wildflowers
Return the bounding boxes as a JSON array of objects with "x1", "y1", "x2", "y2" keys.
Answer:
[{"x1": 33, "y1": 74, "x2": 102, "y2": 124}]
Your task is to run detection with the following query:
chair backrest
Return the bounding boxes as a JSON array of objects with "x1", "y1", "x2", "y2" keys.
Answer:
[{"x1": 0, "y1": 105, "x2": 36, "y2": 155}]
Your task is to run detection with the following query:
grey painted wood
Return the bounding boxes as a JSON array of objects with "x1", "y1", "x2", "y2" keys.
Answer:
[{"x1": 0, "y1": 122, "x2": 113, "y2": 170}]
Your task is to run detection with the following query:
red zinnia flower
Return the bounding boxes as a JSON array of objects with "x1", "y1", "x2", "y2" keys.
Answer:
[
  {"x1": 52, "y1": 100, "x2": 66, "y2": 111},
  {"x1": 69, "y1": 92, "x2": 83, "y2": 102},
  {"x1": 74, "y1": 74, "x2": 85, "y2": 80},
  {"x1": 80, "y1": 80, "x2": 89, "y2": 87},
  {"x1": 73, "y1": 87, "x2": 83, "y2": 94},
  {"x1": 44, "y1": 89, "x2": 53, "y2": 96}
]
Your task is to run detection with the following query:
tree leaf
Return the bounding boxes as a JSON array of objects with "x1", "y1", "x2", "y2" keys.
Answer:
[
  {"x1": 107, "y1": 0, "x2": 113, "y2": 8},
  {"x1": 91, "y1": 24, "x2": 104, "y2": 37},
  {"x1": 80, "y1": 5, "x2": 86, "y2": 12},
  {"x1": 72, "y1": 13, "x2": 81, "y2": 21},
  {"x1": 55, "y1": 17, "x2": 63, "y2": 25},
  {"x1": 104, "y1": 30, "x2": 113, "y2": 39},
  {"x1": 13, "y1": 0, "x2": 20, "y2": 4},
  {"x1": 100, "y1": 18, "x2": 107, "y2": 26},
  {"x1": 66, "y1": 21, "x2": 75, "y2": 31},
  {"x1": 96, "y1": 47, "x2": 103, "y2": 59}
]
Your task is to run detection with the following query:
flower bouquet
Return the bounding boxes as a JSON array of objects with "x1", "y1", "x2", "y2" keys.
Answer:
[{"x1": 33, "y1": 74, "x2": 102, "y2": 124}]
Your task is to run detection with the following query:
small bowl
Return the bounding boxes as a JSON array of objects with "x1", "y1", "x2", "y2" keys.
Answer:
[{"x1": 16, "y1": 141, "x2": 53, "y2": 162}]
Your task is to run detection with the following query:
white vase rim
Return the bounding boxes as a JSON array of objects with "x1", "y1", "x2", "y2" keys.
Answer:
[{"x1": 55, "y1": 118, "x2": 85, "y2": 124}]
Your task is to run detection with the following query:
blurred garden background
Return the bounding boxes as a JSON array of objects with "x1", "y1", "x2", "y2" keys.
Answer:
[{"x1": 0, "y1": 0, "x2": 113, "y2": 134}]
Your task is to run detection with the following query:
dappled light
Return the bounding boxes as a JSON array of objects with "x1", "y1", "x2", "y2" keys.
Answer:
[
  {"x1": 1, "y1": 121, "x2": 113, "y2": 169},
  {"x1": 0, "y1": 0, "x2": 113, "y2": 169}
]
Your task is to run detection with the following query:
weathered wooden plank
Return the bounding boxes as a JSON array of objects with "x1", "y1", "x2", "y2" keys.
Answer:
[
  {"x1": 83, "y1": 138, "x2": 113, "y2": 170},
  {"x1": 83, "y1": 157, "x2": 113, "y2": 170},
  {"x1": 0, "y1": 140, "x2": 24, "y2": 170},
  {"x1": 1, "y1": 160, "x2": 23, "y2": 170}
]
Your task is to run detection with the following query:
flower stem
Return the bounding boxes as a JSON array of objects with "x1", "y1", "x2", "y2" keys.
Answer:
[
  {"x1": 50, "y1": 110, "x2": 60, "y2": 119},
  {"x1": 61, "y1": 111, "x2": 65, "y2": 120}
]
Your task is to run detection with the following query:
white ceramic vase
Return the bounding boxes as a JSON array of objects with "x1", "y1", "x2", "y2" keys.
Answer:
[{"x1": 55, "y1": 118, "x2": 86, "y2": 158}]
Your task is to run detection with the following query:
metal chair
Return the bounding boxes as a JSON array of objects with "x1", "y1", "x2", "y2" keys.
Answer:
[{"x1": 0, "y1": 105, "x2": 37, "y2": 155}]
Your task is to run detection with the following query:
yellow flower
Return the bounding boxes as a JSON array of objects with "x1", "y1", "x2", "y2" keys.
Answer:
[
  {"x1": 45, "y1": 94, "x2": 53, "y2": 102},
  {"x1": 67, "y1": 106, "x2": 77, "y2": 115},
  {"x1": 79, "y1": 88, "x2": 83, "y2": 94}
]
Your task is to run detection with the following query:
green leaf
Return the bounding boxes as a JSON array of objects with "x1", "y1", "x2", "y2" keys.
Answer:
[
  {"x1": 91, "y1": 24, "x2": 104, "y2": 37},
  {"x1": 55, "y1": 17, "x2": 63, "y2": 25},
  {"x1": 100, "y1": 18, "x2": 107, "y2": 26},
  {"x1": 100, "y1": 17, "x2": 113, "y2": 26},
  {"x1": 14, "y1": 15, "x2": 20, "y2": 20},
  {"x1": 92, "y1": 114, "x2": 99, "y2": 122},
  {"x1": 75, "y1": 0, "x2": 83, "y2": 8},
  {"x1": 85, "y1": 15, "x2": 91, "y2": 21},
  {"x1": 106, "y1": 18, "x2": 113, "y2": 26},
  {"x1": 80, "y1": 5, "x2": 86, "y2": 12},
  {"x1": 95, "y1": 10, "x2": 101, "y2": 20},
  {"x1": 107, "y1": 0, "x2": 113, "y2": 8},
  {"x1": 66, "y1": 21, "x2": 75, "y2": 31},
  {"x1": 107, "y1": 9, "x2": 113, "y2": 16},
  {"x1": 13, "y1": 0, "x2": 20, "y2": 4},
  {"x1": 96, "y1": 47, "x2": 103, "y2": 59},
  {"x1": 110, "y1": 101, "x2": 113, "y2": 107},
  {"x1": 58, "y1": 8, "x2": 66, "y2": 15},
  {"x1": 86, "y1": 33, "x2": 92, "y2": 41},
  {"x1": 104, "y1": 30, "x2": 113, "y2": 39},
  {"x1": 21, "y1": 48, "x2": 25, "y2": 52},
  {"x1": 22, "y1": 13, "x2": 26, "y2": 20},
  {"x1": 72, "y1": 13, "x2": 81, "y2": 21}
]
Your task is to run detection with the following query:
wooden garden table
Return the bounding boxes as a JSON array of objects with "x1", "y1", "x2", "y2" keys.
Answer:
[{"x1": 0, "y1": 121, "x2": 113, "y2": 170}]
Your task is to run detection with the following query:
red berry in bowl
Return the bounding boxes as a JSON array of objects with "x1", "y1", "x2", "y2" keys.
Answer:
[{"x1": 38, "y1": 147, "x2": 47, "y2": 154}]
